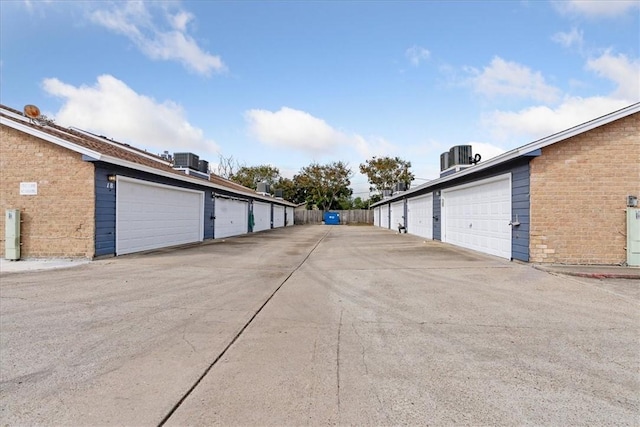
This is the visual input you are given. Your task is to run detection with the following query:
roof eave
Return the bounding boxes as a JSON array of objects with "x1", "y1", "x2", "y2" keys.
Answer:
[{"x1": 371, "y1": 102, "x2": 640, "y2": 207}]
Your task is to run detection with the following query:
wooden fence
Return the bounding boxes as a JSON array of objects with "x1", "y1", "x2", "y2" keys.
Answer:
[{"x1": 294, "y1": 209, "x2": 373, "y2": 225}]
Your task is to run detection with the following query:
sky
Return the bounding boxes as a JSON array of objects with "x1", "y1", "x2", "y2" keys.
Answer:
[{"x1": 1, "y1": 0, "x2": 639, "y2": 198}]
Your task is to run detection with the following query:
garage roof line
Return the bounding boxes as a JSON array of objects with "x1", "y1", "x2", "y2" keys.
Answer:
[
  {"x1": 372, "y1": 102, "x2": 640, "y2": 207},
  {"x1": 1, "y1": 105, "x2": 296, "y2": 207}
]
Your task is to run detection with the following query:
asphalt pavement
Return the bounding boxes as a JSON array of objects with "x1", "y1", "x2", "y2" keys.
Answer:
[{"x1": 1, "y1": 225, "x2": 638, "y2": 426}]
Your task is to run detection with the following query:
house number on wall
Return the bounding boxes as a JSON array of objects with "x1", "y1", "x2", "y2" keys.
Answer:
[{"x1": 106, "y1": 182, "x2": 115, "y2": 190}]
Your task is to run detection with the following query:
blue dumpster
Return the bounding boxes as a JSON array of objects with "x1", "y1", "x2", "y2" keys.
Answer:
[{"x1": 324, "y1": 211, "x2": 340, "y2": 225}]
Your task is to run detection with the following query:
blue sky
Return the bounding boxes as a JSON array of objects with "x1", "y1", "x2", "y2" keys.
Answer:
[{"x1": 2, "y1": 1, "x2": 639, "y2": 197}]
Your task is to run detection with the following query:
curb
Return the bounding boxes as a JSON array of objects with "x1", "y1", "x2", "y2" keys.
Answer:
[{"x1": 533, "y1": 265, "x2": 640, "y2": 280}]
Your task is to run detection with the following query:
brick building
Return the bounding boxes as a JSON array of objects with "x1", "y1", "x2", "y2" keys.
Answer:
[
  {"x1": 372, "y1": 103, "x2": 640, "y2": 265},
  {"x1": 1, "y1": 104, "x2": 295, "y2": 259}
]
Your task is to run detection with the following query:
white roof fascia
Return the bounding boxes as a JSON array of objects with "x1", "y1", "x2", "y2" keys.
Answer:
[
  {"x1": 1, "y1": 116, "x2": 104, "y2": 161},
  {"x1": 376, "y1": 102, "x2": 640, "y2": 205},
  {"x1": 99, "y1": 154, "x2": 296, "y2": 205}
]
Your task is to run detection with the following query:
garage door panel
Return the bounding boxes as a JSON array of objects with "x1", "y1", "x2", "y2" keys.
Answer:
[
  {"x1": 273, "y1": 205, "x2": 285, "y2": 228},
  {"x1": 390, "y1": 201, "x2": 404, "y2": 231},
  {"x1": 253, "y1": 202, "x2": 271, "y2": 232},
  {"x1": 215, "y1": 198, "x2": 248, "y2": 239},
  {"x1": 407, "y1": 194, "x2": 433, "y2": 239},
  {"x1": 117, "y1": 178, "x2": 204, "y2": 255},
  {"x1": 443, "y1": 174, "x2": 511, "y2": 259}
]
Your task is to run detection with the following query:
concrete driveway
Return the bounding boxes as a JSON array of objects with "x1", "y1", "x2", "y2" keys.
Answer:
[{"x1": 1, "y1": 225, "x2": 638, "y2": 426}]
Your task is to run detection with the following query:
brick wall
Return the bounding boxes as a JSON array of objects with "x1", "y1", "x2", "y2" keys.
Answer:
[
  {"x1": 529, "y1": 113, "x2": 640, "y2": 264},
  {"x1": 0, "y1": 125, "x2": 95, "y2": 258}
]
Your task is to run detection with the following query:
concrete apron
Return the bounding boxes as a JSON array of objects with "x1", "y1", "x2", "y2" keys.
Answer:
[{"x1": 1, "y1": 225, "x2": 638, "y2": 426}]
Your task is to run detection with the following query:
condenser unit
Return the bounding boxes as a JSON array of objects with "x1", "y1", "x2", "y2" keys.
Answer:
[
  {"x1": 448, "y1": 145, "x2": 473, "y2": 166},
  {"x1": 440, "y1": 152, "x2": 450, "y2": 171},
  {"x1": 197, "y1": 159, "x2": 209, "y2": 173},
  {"x1": 173, "y1": 152, "x2": 199, "y2": 170},
  {"x1": 256, "y1": 182, "x2": 270, "y2": 194}
]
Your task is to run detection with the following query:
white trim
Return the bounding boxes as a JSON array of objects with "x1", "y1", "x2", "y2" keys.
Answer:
[{"x1": 1, "y1": 116, "x2": 103, "y2": 160}]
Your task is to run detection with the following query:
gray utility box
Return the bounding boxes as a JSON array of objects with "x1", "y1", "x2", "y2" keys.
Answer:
[
  {"x1": 628, "y1": 208, "x2": 640, "y2": 266},
  {"x1": 5, "y1": 209, "x2": 20, "y2": 260}
]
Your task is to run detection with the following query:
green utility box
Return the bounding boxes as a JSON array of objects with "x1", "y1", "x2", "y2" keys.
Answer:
[{"x1": 628, "y1": 208, "x2": 640, "y2": 266}]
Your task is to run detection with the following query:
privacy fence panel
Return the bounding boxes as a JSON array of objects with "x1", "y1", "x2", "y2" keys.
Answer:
[{"x1": 294, "y1": 209, "x2": 373, "y2": 225}]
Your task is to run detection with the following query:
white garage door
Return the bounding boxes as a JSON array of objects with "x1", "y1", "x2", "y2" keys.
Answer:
[
  {"x1": 373, "y1": 207, "x2": 380, "y2": 227},
  {"x1": 273, "y1": 205, "x2": 285, "y2": 228},
  {"x1": 442, "y1": 174, "x2": 511, "y2": 259},
  {"x1": 390, "y1": 201, "x2": 404, "y2": 231},
  {"x1": 116, "y1": 177, "x2": 204, "y2": 255},
  {"x1": 381, "y1": 205, "x2": 389, "y2": 229},
  {"x1": 215, "y1": 197, "x2": 248, "y2": 239},
  {"x1": 407, "y1": 193, "x2": 433, "y2": 239},
  {"x1": 286, "y1": 207, "x2": 294, "y2": 226},
  {"x1": 253, "y1": 201, "x2": 271, "y2": 232}
]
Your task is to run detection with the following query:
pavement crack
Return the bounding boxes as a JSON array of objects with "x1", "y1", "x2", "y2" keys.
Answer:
[
  {"x1": 182, "y1": 325, "x2": 196, "y2": 353},
  {"x1": 157, "y1": 228, "x2": 331, "y2": 427},
  {"x1": 351, "y1": 322, "x2": 368, "y2": 375}
]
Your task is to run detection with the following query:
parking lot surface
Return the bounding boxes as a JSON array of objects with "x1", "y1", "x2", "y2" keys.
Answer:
[{"x1": 1, "y1": 225, "x2": 638, "y2": 425}]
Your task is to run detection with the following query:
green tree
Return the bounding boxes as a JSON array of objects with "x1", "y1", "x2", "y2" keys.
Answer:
[
  {"x1": 295, "y1": 161, "x2": 353, "y2": 211},
  {"x1": 359, "y1": 156, "x2": 415, "y2": 194},
  {"x1": 230, "y1": 165, "x2": 280, "y2": 190},
  {"x1": 274, "y1": 177, "x2": 302, "y2": 203},
  {"x1": 352, "y1": 196, "x2": 367, "y2": 209}
]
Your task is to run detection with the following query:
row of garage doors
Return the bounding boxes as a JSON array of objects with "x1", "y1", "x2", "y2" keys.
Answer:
[
  {"x1": 115, "y1": 177, "x2": 293, "y2": 255},
  {"x1": 374, "y1": 174, "x2": 512, "y2": 259}
]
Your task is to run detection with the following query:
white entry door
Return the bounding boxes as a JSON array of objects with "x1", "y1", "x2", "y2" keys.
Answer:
[
  {"x1": 442, "y1": 174, "x2": 511, "y2": 259},
  {"x1": 407, "y1": 193, "x2": 433, "y2": 239},
  {"x1": 116, "y1": 177, "x2": 204, "y2": 255},
  {"x1": 253, "y1": 201, "x2": 271, "y2": 232},
  {"x1": 215, "y1": 197, "x2": 248, "y2": 238}
]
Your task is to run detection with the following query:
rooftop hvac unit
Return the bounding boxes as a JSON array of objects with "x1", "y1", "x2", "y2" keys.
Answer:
[
  {"x1": 173, "y1": 152, "x2": 199, "y2": 170},
  {"x1": 198, "y1": 159, "x2": 209, "y2": 173},
  {"x1": 256, "y1": 182, "x2": 270, "y2": 194},
  {"x1": 394, "y1": 182, "x2": 407, "y2": 193},
  {"x1": 382, "y1": 189, "x2": 392, "y2": 199},
  {"x1": 274, "y1": 189, "x2": 284, "y2": 198},
  {"x1": 440, "y1": 152, "x2": 450, "y2": 171},
  {"x1": 448, "y1": 145, "x2": 472, "y2": 167}
]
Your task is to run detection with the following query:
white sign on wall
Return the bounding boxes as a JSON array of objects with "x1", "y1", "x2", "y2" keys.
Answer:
[{"x1": 20, "y1": 182, "x2": 38, "y2": 195}]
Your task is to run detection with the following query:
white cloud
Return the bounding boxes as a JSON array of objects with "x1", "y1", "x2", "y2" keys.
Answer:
[
  {"x1": 89, "y1": 2, "x2": 225, "y2": 76},
  {"x1": 551, "y1": 27, "x2": 584, "y2": 49},
  {"x1": 554, "y1": 0, "x2": 640, "y2": 17},
  {"x1": 468, "y1": 57, "x2": 561, "y2": 103},
  {"x1": 244, "y1": 107, "x2": 346, "y2": 153},
  {"x1": 42, "y1": 74, "x2": 220, "y2": 157},
  {"x1": 405, "y1": 45, "x2": 431, "y2": 66},
  {"x1": 587, "y1": 51, "x2": 640, "y2": 101},
  {"x1": 469, "y1": 142, "x2": 506, "y2": 162},
  {"x1": 483, "y1": 96, "x2": 631, "y2": 141}
]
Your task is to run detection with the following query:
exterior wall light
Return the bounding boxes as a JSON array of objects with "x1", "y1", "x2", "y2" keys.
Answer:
[{"x1": 107, "y1": 175, "x2": 117, "y2": 182}]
